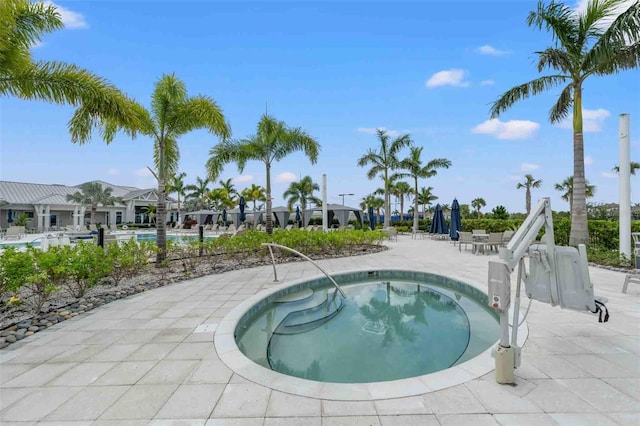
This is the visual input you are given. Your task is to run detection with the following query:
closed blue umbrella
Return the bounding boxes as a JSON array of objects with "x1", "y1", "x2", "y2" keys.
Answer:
[
  {"x1": 222, "y1": 208, "x2": 227, "y2": 227},
  {"x1": 449, "y1": 199, "x2": 462, "y2": 241},
  {"x1": 368, "y1": 206, "x2": 375, "y2": 230},
  {"x1": 239, "y1": 197, "x2": 246, "y2": 223},
  {"x1": 7, "y1": 209, "x2": 13, "y2": 223},
  {"x1": 429, "y1": 204, "x2": 448, "y2": 235},
  {"x1": 295, "y1": 205, "x2": 301, "y2": 224}
]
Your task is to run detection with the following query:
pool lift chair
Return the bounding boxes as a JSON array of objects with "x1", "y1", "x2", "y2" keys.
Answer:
[{"x1": 487, "y1": 198, "x2": 607, "y2": 384}]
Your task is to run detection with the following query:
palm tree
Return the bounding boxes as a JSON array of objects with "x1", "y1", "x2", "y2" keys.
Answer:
[
  {"x1": 417, "y1": 186, "x2": 438, "y2": 217},
  {"x1": 283, "y1": 176, "x2": 321, "y2": 226},
  {"x1": 185, "y1": 176, "x2": 213, "y2": 210},
  {"x1": 141, "y1": 205, "x2": 156, "y2": 226},
  {"x1": 390, "y1": 181, "x2": 412, "y2": 222},
  {"x1": 218, "y1": 178, "x2": 238, "y2": 199},
  {"x1": 517, "y1": 174, "x2": 543, "y2": 214},
  {"x1": 241, "y1": 184, "x2": 267, "y2": 211},
  {"x1": 66, "y1": 182, "x2": 119, "y2": 225},
  {"x1": 490, "y1": 0, "x2": 640, "y2": 245},
  {"x1": 612, "y1": 161, "x2": 640, "y2": 175},
  {"x1": 207, "y1": 113, "x2": 320, "y2": 234},
  {"x1": 74, "y1": 75, "x2": 230, "y2": 263},
  {"x1": 395, "y1": 146, "x2": 451, "y2": 232},
  {"x1": 167, "y1": 172, "x2": 187, "y2": 225},
  {"x1": 206, "y1": 188, "x2": 235, "y2": 211},
  {"x1": 357, "y1": 130, "x2": 413, "y2": 228},
  {"x1": 471, "y1": 197, "x2": 486, "y2": 218},
  {"x1": 554, "y1": 176, "x2": 596, "y2": 212},
  {"x1": 1, "y1": 0, "x2": 140, "y2": 137},
  {"x1": 361, "y1": 194, "x2": 385, "y2": 225}
]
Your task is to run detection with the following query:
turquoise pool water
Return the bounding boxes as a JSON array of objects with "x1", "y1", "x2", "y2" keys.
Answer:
[{"x1": 235, "y1": 274, "x2": 500, "y2": 383}]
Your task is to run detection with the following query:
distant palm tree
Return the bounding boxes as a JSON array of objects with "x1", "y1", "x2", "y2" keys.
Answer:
[
  {"x1": 283, "y1": 176, "x2": 321, "y2": 226},
  {"x1": 555, "y1": 176, "x2": 596, "y2": 212},
  {"x1": 207, "y1": 113, "x2": 320, "y2": 234},
  {"x1": 361, "y1": 194, "x2": 385, "y2": 222},
  {"x1": 71, "y1": 74, "x2": 230, "y2": 264},
  {"x1": 241, "y1": 184, "x2": 267, "y2": 211},
  {"x1": 66, "y1": 182, "x2": 119, "y2": 225},
  {"x1": 471, "y1": 197, "x2": 486, "y2": 218},
  {"x1": 185, "y1": 176, "x2": 212, "y2": 210},
  {"x1": 612, "y1": 161, "x2": 640, "y2": 175},
  {"x1": 490, "y1": 0, "x2": 640, "y2": 245},
  {"x1": 218, "y1": 178, "x2": 238, "y2": 200},
  {"x1": 141, "y1": 205, "x2": 156, "y2": 225},
  {"x1": 395, "y1": 146, "x2": 451, "y2": 232},
  {"x1": 1, "y1": 0, "x2": 140, "y2": 136},
  {"x1": 389, "y1": 181, "x2": 412, "y2": 223},
  {"x1": 417, "y1": 186, "x2": 438, "y2": 217},
  {"x1": 206, "y1": 188, "x2": 235, "y2": 211},
  {"x1": 517, "y1": 174, "x2": 543, "y2": 214},
  {"x1": 167, "y1": 172, "x2": 187, "y2": 224},
  {"x1": 358, "y1": 129, "x2": 412, "y2": 228}
]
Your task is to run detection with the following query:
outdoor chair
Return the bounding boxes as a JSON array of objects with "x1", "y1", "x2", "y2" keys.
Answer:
[
  {"x1": 487, "y1": 232, "x2": 504, "y2": 252},
  {"x1": 88, "y1": 224, "x2": 98, "y2": 231},
  {"x1": 501, "y1": 230, "x2": 515, "y2": 246},
  {"x1": 472, "y1": 229, "x2": 486, "y2": 235},
  {"x1": 4, "y1": 226, "x2": 25, "y2": 241},
  {"x1": 457, "y1": 231, "x2": 473, "y2": 252},
  {"x1": 622, "y1": 273, "x2": 640, "y2": 294},
  {"x1": 385, "y1": 226, "x2": 398, "y2": 241}
]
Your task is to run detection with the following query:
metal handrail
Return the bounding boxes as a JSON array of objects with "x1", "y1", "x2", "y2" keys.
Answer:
[{"x1": 261, "y1": 242, "x2": 346, "y2": 298}]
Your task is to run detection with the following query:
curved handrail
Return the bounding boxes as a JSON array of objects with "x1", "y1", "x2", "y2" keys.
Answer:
[{"x1": 261, "y1": 242, "x2": 346, "y2": 298}]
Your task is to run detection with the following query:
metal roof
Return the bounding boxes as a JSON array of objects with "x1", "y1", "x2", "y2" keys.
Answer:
[{"x1": 0, "y1": 180, "x2": 150, "y2": 206}]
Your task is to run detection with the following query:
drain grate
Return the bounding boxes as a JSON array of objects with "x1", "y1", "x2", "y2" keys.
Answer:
[{"x1": 193, "y1": 323, "x2": 218, "y2": 333}]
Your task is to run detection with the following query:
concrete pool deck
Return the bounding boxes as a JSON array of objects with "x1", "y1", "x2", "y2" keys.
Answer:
[{"x1": 1, "y1": 235, "x2": 638, "y2": 425}]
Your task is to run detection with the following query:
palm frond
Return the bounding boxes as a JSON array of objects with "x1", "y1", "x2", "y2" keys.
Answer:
[
  {"x1": 171, "y1": 95, "x2": 231, "y2": 139},
  {"x1": 0, "y1": 0, "x2": 62, "y2": 54},
  {"x1": 549, "y1": 82, "x2": 573, "y2": 123},
  {"x1": 490, "y1": 75, "x2": 569, "y2": 118},
  {"x1": 536, "y1": 47, "x2": 574, "y2": 73},
  {"x1": 577, "y1": 0, "x2": 621, "y2": 42},
  {"x1": 583, "y1": 1, "x2": 640, "y2": 71},
  {"x1": 150, "y1": 73, "x2": 187, "y2": 130},
  {"x1": 526, "y1": 0, "x2": 579, "y2": 51},
  {"x1": 154, "y1": 137, "x2": 179, "y2": 179}
]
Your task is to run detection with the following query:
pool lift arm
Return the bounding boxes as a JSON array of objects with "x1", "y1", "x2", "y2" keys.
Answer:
[{"x1": 488, "y1": 198, "x2": 598, "y2": 384}]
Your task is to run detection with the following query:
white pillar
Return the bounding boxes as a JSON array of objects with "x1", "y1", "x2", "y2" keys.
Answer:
[
  {"x1": 619, "y1": 113, "x2": 631, "y2": 259},
  {"x1": 44, "y1": 205, "x2": 51, "y2": 230},
  {"x1": 322, "y1": 174, "x2": 328, "y2": 232}
]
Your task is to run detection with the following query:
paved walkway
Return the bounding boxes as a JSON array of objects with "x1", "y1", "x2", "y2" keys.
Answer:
[{"x1": 0, "y1": 235, "x2": 638, "y2": 425}]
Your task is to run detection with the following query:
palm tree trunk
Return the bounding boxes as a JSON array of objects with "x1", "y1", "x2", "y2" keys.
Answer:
[
  {"x1": 570, "y1": 85, "x2": 589, "y2": 246},
  {"x1": 156, "y1": 140, "x2": 167, "y2": 264},
  {"x1": 91, "y1": 205, "x2": 97, "y2": 225},
  {"x1": 400, "y1": 197, "x2": 404, "y2": 222},
  {"x1": 265, "y1": 162, "x2": 273, "y2": 234},
  {"x1": 177, "y1": 194, "x2": 181, "y2": 227},
  {"x1": 384, "y1": 170, "x2": 390, "y2": 228},
  {"x1": 526, "y1": 188, "x2": 531, "y2": 215},
  {"x1": 413, "y1": 179, "x2": 419, "y2": 233}
]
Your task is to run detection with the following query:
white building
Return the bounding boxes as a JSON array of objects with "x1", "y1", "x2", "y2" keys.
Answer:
[{"x1": 0, "y1": 180, "x2": 176, "y2": 231}]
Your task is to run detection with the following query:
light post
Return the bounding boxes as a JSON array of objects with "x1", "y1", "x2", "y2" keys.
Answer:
[{"x1": 338, "y1": 193, "x2": 354, "y2": 205}]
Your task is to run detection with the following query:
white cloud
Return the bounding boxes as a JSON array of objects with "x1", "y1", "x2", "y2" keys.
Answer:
[
  {"x1": 276, "y1": 172, "x2": 297, "y2": 183},
  {"x1": 472, "y1": 118, "x2": 540, "y2": 140},
  {"x1": 106, "y1": 168, "x2": 120, "y2": 176},
  {"x1": 476, "y1": 45, "x2": 511, "y2": 56},
  {"x1": 558, "y1": 108, "x2": 610, "y2": 132},
  {"x1": 584, "y1": 155, "x2": 593, "y2": 166},
  {"x1": 601, "y1": 171, "x2": 617, "y2": 178},
  {"x1": 480, "y1": 79, "x2": 495, "y2": 86},
  {"x1": 233, "y1": 175, "x2": 253, "y2": 183},
  {"x1": 425, "y1": 69, "x2": 470, "y2": 88},
  {"x1": 44, "y1": 1, "x2": 88, "y2": 29},
  {"x1": 520, "y1": 163, "x2": 540, "y2": 172},
  {"x1": 134, "y1": 168, "x2": 153, "y2": 177},
  {"x1": 357, "y1": 127, "x2": 400, "y2": 137}
]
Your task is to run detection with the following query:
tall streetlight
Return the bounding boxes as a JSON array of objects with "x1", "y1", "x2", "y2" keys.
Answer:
[{"x1": 338, "y1": 193, "x2": 354, "y2": 205}]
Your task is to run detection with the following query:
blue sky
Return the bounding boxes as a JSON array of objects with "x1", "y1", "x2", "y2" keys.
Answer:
[{"x1": 1, "y1": 0, "x2": 638, "y2": 213}]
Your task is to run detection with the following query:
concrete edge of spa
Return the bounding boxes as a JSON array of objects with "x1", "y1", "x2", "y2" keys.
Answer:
[{"x1": 214, "y1": 268, "x2": 529, "y2": 401}]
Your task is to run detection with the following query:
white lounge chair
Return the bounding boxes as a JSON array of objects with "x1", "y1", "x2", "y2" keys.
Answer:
[{"x1": 4, "y1": 226, "x2": 25, "y2": 241}]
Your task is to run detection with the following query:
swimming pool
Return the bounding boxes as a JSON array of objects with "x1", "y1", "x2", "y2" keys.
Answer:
[{"x1": 217, "y1": 270, "x2": 503, "y2": 398}]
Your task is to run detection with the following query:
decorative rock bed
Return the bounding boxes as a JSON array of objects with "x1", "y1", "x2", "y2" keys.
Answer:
[{"x1": 0, "y1": 244, "x2": 388, "y2": 350}]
